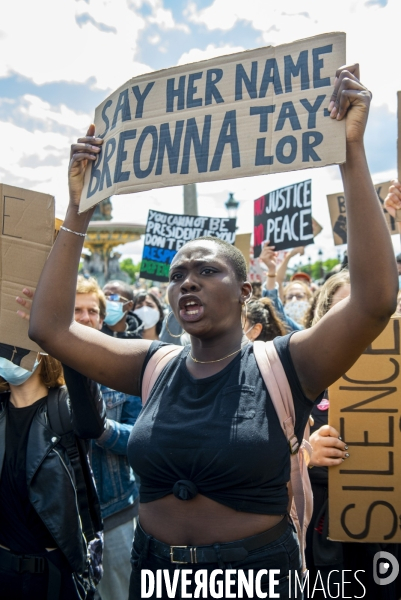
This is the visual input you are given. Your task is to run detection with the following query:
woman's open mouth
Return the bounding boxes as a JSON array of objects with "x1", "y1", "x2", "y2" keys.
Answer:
[{"x1": 179, "y1": 298, "x2": 204, "y2": 322}]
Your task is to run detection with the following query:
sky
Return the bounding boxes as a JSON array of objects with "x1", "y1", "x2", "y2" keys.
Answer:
[{"x1": 0, "y1": 0, "x2": 400, "y2": 268}]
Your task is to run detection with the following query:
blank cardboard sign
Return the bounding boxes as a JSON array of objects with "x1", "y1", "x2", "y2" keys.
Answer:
[
  {"x1": 329, "y1": 317, "x2": 401, "y2": 543},
  {"x1": 0, "y1": 184, "x2": 54, "y2": 370}
]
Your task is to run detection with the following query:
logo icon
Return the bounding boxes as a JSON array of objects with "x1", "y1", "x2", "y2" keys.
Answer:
[{"x1": 373, "y1": 551, "x2": 399, "y2": 586}]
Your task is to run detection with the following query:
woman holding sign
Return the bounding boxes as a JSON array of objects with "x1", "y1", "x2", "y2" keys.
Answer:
[{"x1": 28, "y1": 65, "x2": 398, "y2": 599}]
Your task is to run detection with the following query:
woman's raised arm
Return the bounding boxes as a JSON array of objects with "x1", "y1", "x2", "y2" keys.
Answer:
[
  {"x1": 29, "y1": 125, "x2": 151, "y2": 395},
  {"x1": 290, "y1": 65, "x2": 398, "y2": 400}
]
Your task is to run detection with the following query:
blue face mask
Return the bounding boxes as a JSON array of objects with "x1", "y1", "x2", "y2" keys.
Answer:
[
  {"x1": 0, "y1": 357, "x2": 40, "y2": 386},
  {"x1": 104, "y1": 300, "x2": 125, "y2": 326}
]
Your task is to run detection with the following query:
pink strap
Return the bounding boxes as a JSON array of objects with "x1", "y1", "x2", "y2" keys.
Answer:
[
  {"x1": 253, "y1": 340, "x2": 309, "y2": 566},
  {"x1": 141, "y1": 345, "x2": 183, "y2": 406},
  {"x1": 253, "y1": 340, "x2": 297, "y2": 450}
]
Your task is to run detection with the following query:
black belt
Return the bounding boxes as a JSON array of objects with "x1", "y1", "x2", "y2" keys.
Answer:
[
  {"x1": 136, "y1": 516, "x2": 288, "y2": 564},
  {"x1": 0, "y1": 546, "x2": 61, "y2": 599}
]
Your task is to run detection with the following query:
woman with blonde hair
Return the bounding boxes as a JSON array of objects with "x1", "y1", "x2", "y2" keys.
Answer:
[
  {"x1": 282, "y1": 279, "x2": 312, "y2": 326},
  {"x1": 311, "y1": 270, "x2": 350, "y2": 326}
]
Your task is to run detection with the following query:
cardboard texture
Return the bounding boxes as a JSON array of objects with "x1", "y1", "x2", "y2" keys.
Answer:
[
  {"x1": 327, "y1": 181, "x2": 397, "y2": 245},
  {"x1": 140, "y1": 209, "x2": 236, "y2": 282},
  {"x1": 311, "y1": 216, "x2": 323, "y2": 237},
  {"x1": 234, "y1": 233, "x2": 251, "y2": 271},
  {"x1": 328, "y1": 317, "x2": 401, "y2": 543},
  {"x1": 0, "y1": 184, "x2": 55, "y2": 369},
  {"x1": 253, "y1": 179, "x2": 313, "y2": 255},
  {"x1": 80, "y1": 32, "x2": 346, "y2": 212}
]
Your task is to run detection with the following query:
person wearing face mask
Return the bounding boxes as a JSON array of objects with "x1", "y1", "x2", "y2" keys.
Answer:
[
  {"x1": 72, "y1": 276, "x2": 142, "y2": 600},
  {"x1": 102, "y1": 280, "x2": 144, "y2": 340},
  {"x1": 19, "y1": 278, "x2": 142, "y2": 600},
  {"x1": 132, "y1": 292, "x2": 165, "y2": 341},
  {"x1": 0, "y1": 345, "x2": 105, "y2": 600},
  {"x1": 282, "y1": 280, "x2": 312, "y2": 326},
  {"x1": 259, "y1": 242, "x2": 305, "y2": 331},
  {"x1": 243, "y1": 298, "x2": 286, "y2": 342}
]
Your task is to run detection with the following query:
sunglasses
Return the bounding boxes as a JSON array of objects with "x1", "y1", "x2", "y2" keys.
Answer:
[
  {"x1": 105, "y1": 293, "x2": 130, "y2": 303},
  {"x1": 285, "y1": 293, "x2": 306, "y2": 301}
]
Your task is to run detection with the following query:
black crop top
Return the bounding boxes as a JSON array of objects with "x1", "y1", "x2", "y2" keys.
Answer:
[{"x1": 127, "y1": 334, "x2": 315, "y2": 515}]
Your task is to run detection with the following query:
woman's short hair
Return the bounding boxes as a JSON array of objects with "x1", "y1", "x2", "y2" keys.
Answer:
[
  {"x1": 246, "y1": 298, "x2": 286, "y2": 341},
  {"x1": 311, "y1": 269, "x2": 350, "y2": 326},
  {"x1": 76, "y1": 275, "x2": 107, "y2": 319},
  {"x1": 178, "y1": 236, "x2": 248, "y2": 282},
  {"x1": 0, "y1": 354, "x2": 65, "y2": 393}
]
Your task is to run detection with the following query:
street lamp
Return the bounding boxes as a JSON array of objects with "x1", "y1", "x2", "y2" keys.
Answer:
[
  {"x1": 225, "y1": 192, "x2": 240, "y2": 219},
  {"x1": 308, "y1": 256, "x2": 312, "y2": 276},
  {"x1": 318, "y1": 249, "x2": 324, "y2": 279}
]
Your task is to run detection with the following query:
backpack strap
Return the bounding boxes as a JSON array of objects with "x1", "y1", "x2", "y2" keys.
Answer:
[
  {"x1": 253, "y1": 341, "x2": 298, "y2": 453},
  {"x1": 47, "y1": 387, "x2": 97, "y2": 542},
  {"x1": 47, "y1": 386, "x2": 73, "y2": 434},
  {"x1": 141, "y1": 345, "x2": 183, "y2": 405},
  {"x1": 253, "y1": 340, "x2": 312, "y2": 571}
]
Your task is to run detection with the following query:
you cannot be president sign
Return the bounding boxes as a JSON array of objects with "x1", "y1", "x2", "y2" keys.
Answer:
[
  {"x1": 140, "y1": 210, "x2": 237, "y2": 282},
  {"x1": 79, "y1": 32, "x2": 346, "y2": 212}
]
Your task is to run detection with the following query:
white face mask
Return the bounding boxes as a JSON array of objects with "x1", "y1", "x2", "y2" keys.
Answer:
[
  {"x1": 134, "y1": 306, "x2": 160, "y2": 330},
  {"x1": 0, "y1": 356, "x2": 41, "y2": 386},
  {"x1": 284, "y1": 300, "x2": 310, "y2": 325}
]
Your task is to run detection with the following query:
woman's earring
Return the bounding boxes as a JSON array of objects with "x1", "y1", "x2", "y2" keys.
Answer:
[
  {"x1": 165, "y1": 311, "x2": 185, "y2": 338},
  {"x1": 241, "y1": 302, "x2": 248, "y2": 331}
]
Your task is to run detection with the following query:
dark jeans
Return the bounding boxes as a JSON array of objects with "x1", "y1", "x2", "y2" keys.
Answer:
[
  {"x1": 129, "y1": 522, "x2": 302, "y2": 599},
  {"x1": 0, "y1": 547, "x2": 82, "y2": 600}
]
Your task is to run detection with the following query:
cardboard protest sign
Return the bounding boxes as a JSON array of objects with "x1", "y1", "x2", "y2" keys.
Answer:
[
  {"x1": 327, "y1": 181, "x2": 397, "y2": 245},
  {"x1": 140, "y1": 210, "x2": 236, "y2": 282},
  {"x1": 80, "y1": 32, "x2": 346, "y2": 213},
  {"x1": 312, "y1": 216, "x2": 323, "y2": 237},
  {"x1": 253, "y1": 179, "x2": 313, "y2": 256},
  {"x1": 0, "y1": 185, "x2": 55, "y2": 370},
  {"x1": 234, "y1": 233, "x2": 251, "y2": 271},
  {"x1": 329, "y1": 317, "x2": 401, "y2": 543}
]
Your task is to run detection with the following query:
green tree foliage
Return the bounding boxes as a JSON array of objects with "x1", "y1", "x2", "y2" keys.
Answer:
[
  {"x1": 296, "y1": 258, "x2": 340, "y2": 281},
  {"x1": 120, "y1": 258, "x2": 141, "y2": 283}
]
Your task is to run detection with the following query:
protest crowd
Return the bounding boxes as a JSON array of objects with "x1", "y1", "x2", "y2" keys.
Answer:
[{"x1": 2, "y1": 38, "x2": 401, "y2": 600}]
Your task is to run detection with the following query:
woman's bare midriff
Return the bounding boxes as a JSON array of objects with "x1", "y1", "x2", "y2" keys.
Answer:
[{"x1": 139, "y1": 494, "x2": 284, "y2": 545}]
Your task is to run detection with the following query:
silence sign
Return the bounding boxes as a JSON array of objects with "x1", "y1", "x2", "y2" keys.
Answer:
[
  {"x1": 79, "y1": 32, "x2": 346, "y2": 213},
  {"x1": 253, "y1": 179, "x2": 314, "y2": 255},
  {"x1": 140, "y1": 210, "x2": 237, "y2": 282},
  {"x1": 329, "y1": 317, "x2": 401, "y2": 543}
]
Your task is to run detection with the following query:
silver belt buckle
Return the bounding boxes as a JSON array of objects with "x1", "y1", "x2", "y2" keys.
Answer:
[{"x1": 170, "y1": 546, "x2": 197, "y2": 564}]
